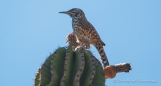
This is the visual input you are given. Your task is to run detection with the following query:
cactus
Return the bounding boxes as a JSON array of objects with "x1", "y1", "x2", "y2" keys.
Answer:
[{"x1": 34, "y1": 46, "x2": 105, "y2": 86}]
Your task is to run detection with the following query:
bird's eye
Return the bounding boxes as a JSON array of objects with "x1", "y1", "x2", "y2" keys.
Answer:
[{"x1": 75, "y1": 13, "x2": 78, "y2": 16}]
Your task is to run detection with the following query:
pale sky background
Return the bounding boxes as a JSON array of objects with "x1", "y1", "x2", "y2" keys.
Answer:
[{"x1": 0, "y1": 0, "x2": 160, "y2": 86}]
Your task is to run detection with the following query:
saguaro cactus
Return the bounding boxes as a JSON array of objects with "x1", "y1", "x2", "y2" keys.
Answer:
[{"x1": 34, "y1": 46, "x2": 105, "y2": 86}]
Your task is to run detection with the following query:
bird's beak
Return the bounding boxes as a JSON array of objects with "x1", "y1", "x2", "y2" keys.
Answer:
[{"x1": 59, "y1": 11, "x2": 69, "y2": 15}]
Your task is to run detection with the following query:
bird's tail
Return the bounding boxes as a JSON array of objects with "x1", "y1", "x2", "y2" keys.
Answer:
[{"x1": 95, "y1": 44, "x2": 109, "y2": 68}]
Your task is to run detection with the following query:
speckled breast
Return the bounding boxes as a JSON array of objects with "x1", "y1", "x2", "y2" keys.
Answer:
[{"x1": 72, "y1": 18, "x2": 87, "y2": 41}]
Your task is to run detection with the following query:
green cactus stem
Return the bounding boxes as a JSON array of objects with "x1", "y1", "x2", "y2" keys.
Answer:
[{"x1": 34, "y1": 46, "x2": 105, "y2": 86}]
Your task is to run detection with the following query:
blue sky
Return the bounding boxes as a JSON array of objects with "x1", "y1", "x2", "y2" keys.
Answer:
[{"x1": 0, "y1": 0, "x2": 160, "y2": 86}]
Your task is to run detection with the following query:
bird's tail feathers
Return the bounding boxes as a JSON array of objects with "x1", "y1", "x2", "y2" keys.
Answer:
[{"x1": 95, "y1": 44, "x2": 109, "y2": 68}]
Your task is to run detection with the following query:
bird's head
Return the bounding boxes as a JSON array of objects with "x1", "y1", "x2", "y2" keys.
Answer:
[{"x1": 59, "y1": 8, "x2": 85, "y2": 18}]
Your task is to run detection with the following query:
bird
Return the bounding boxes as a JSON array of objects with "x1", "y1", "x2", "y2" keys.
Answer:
[{"x1": 59, "y1": 8, "x2": 109, "y2": 68}]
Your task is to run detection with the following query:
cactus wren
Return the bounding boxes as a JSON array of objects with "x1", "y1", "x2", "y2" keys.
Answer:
[{"x1": 59, "y1": 8, "x2": 109, "y2": 67}]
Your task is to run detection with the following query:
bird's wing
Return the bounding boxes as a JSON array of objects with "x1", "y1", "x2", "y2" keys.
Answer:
[
  {"x1": 77, "y1": 18, "x2": 99, "y2": 36},
  {"x1": 77, "y1": 18, "x2": 91, "y2": 31},
  {"x1": 78, "y1": 18, "x2": 105, "y2": 46}
]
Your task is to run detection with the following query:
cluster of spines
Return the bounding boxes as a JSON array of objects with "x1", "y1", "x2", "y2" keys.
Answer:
[
  {"x1": 114, "y1": 63, "x2": 131, "y2": 73},
  {"x1": 34, "y1": 68, "x2": 41, "y2": 86},
  {"x1": 73, "y1": 48, "x2": 85, "y2": 86},
  {"x1": 60, "y1": 46, "x2": 74, "y2": 86}
]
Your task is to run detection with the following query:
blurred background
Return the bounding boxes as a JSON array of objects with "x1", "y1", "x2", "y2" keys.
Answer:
[{"x1": 0, "y1": 0, "x2": 160, "y2": 86}]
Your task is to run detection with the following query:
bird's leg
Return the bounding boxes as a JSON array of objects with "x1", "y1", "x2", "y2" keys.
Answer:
[
  {"x1": 83, "y1": 37, "x2": 90, "y2": 49},
  {"x1": 75, "y1": 38, "x2": 90, "y2": 52},
  {"x1": 75, "y1": 40, "x2": 85, "y2": 51}
]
